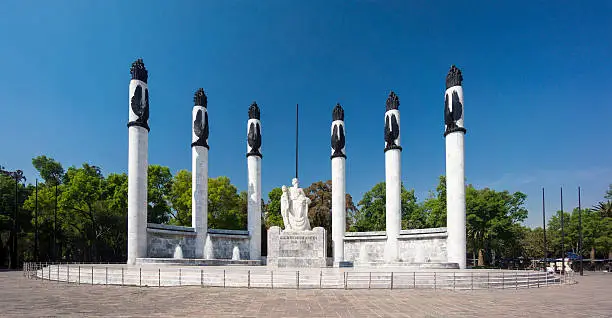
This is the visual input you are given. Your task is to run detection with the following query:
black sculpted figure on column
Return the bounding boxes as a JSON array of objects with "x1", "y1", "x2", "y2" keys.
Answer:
[
  {"x1": 192, "y1": 88, "x2": 209, "y2": 148},
  {"x1": 247, "y1": 101, "x2": 262, "y2": 158},
  {"x1": 384, "y1": 91, "x2": 401, "y2": 152},
  {"x1": 128, "y1": 58, "x2": 150, "y2": 131},
  {"x1": 444, "y1": 65, "x2": 466, "y2": 136},
  {"x1": 331, "y1": 103, "x2": 346, "y2": 159}
]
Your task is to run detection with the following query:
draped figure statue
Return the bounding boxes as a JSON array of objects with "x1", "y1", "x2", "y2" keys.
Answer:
[{"x1": 280, "y1": 178, "x2": 311, "y2": 231}]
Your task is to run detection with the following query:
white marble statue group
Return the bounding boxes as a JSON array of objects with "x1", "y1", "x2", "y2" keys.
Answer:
[{"x1": 280, "y1": 178, "x2": 312, "y2": 231}]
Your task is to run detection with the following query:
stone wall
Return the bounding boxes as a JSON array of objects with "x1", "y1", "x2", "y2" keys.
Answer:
[
  {"x1": 146, "y1": 223, "x2": 197, "y2": 258},
  {"x1": 146, "y1": 224, "x2": 250, "y2": 260},
  {"x1": 344, "y1": 227, "x2": 448, "y2": 264},
  {"x1": 206, "y1": 229, "x2": 250, "y2": 260}
]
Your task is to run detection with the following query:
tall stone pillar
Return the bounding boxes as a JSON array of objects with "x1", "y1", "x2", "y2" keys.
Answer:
[
  {"x1": 330, "y1": 103, "x2": 346, "y2": 266},
  {"x1": 444, "y1": 65, "x2": 467, "y2": 269},
  {"x1": 192, "y1": 88, "x2": 209, "y2": 259},
  {"x1": 247, "y1": 102, "x2": 262, "y2": 260},
  {"x1": 127, "y1": 59, "x2": 149, "y2": 265},
  {"x1": 383, "y1": 92, "x2": 402, "y2": 263}
]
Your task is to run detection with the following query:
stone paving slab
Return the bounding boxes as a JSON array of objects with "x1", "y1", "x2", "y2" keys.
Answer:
[{"x1": 2, "y1": 270, "x2": 611, "y2": 317}]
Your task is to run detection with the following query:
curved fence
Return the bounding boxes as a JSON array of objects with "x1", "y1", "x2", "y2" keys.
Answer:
[{"x1": 23, "y1": 262, "x2": 575, "y2": 290}]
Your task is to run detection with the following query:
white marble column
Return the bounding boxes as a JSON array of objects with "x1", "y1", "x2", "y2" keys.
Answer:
[
  {"x1": 383, "y1": 92, "x2": 402, "y2": 263},
  {"x1": 247, "y1": 102, "x2": 262, "y2": 260},
  {"x1": 444, "y1": 65, "x2": 467, "y2": 269},
  {"x1": 191, "y1": 88, "x2": 209, "y2": 259},
  {"x1": 330, "y1": 103, "x2": 346, "y2": 266},
  {"x1": 127, "y1": 59, "x2": 149, "y2": 265}
]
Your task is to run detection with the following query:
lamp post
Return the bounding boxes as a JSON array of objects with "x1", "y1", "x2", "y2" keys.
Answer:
[{"x1": 0, "y1": 168, "x2": 26, "y2": 269}]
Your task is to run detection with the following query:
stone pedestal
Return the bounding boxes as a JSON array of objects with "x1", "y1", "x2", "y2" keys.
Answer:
[{"x1": 267, "y1": 226, "x2": 327, "y2": 268}]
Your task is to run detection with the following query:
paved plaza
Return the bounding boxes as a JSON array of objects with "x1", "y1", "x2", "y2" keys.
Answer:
[{"x1": 1, "y1": 270, "x2": 610, "y2": 317}]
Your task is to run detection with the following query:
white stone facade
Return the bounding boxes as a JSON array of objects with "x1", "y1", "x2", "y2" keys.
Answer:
[{"x1": 343, "y1": 228, "x2": 449, "y2": 265}]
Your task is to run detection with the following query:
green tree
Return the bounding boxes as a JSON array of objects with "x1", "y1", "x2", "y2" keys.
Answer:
[
  {"x1": 168, "y1": 169, "x2": 192, "y2": 226},
  {"x1": 465, "y1": 186, "x2": 528, "y2": 266},
  {"x1": 401, "y1": 188, "x2": 425, "y2": 229},
  {"x1": 32, "y1": 155, "x2": 64, "y2": 185},
  {"x1": 546, "y1": 210, "x2": 573, "y2": 259},
  {"x1": 350, "y1": 182, "x2": 420, "y2": 232},
  {"x1": 592, "y1": 201, "x2": 612, "y2": 218},
  {"x1": 24, "y1": 157, "x2": 132, "y2": 263},
  {"x1": 98, "y1": 173, "x2": 128, "y2": 260},
  {"x1": 264, "y1": 187, "x2": 284, "y2": 228},
  {"x1": 0, "y1": 170, "x2": 31, "y2": 268},
  {"x1": 583, "y1": 205, "x2": 612, "y2": 260},
  {"x1": 351, "y1": 182, "x2": 386, "y2": 231},
  {"x1": 26, "y1": 156, "x2": 65, "y2": 261},
  {"x1": 147, "y1": 165, "x2": 172, "y2": 224},
  {"x1": 22, "y1": 177, "x2": 57, "y2": 261},
  {"x1": 59, "y1": 163, "x2": 106, "y2": 261},
  {"x1": 421, "y1": 176, "x2": 447, "y2": 228},
  {"x1": 303, "y1": 180, "x2": 358, "y2": 257},
  {"x1": 520, "y1": 226, "x2": 546, "y2": 259},
  {"x1": 208, "y1": 176, "x2": 245, "y2": 230}
]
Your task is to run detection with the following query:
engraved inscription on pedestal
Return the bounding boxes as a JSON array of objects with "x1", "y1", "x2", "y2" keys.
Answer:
[{"x1": 267, "y1": 226, "x2": 327, "y2": 268}]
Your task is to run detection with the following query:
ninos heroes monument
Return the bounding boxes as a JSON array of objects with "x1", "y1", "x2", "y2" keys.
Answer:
[{"x1": 126, "y1": 59, "x2": 467, "y2": 269}]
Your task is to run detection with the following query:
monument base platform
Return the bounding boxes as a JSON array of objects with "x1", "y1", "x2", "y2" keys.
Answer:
[
  {"x1": 267, "y1": 226, "x2": 327, "y2": 268},
  {"x1": 135, "y1": 258, "x2": 262, "y2": 266},
  {"x1": 352, "y1": 261, "x2": 459, "y2": 269}
]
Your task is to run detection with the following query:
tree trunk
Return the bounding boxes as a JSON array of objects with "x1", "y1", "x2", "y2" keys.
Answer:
[
  {"x1": 590, "y1": 247, "x2": 595, "y2": 264},
  {"x1": 478, "y1": 249, "x2": 485, "y2": 267}
]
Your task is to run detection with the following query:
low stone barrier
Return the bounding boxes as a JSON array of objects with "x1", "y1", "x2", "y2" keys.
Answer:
[{"x1": 23, "y1": 262, "x2": 575, "y2": 290}]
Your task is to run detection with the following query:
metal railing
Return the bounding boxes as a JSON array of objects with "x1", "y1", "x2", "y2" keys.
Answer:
[{"x1": 23, "y1": 262, "x2": 575, "y2": 290}]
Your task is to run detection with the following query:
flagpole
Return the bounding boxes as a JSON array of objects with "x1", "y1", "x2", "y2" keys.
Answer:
[
  {"x1": 542, "y1": 187, "x2": 547, "y2": 261},
  {"x1": 560, "y1": 187, "x2": 565, "y2": 274},
  {"x1": 295, "y1": 103, "x2": 298, "y2": 180}
]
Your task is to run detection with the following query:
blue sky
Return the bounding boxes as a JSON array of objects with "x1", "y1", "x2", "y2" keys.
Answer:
[{"x1": 1, "y1": 1, "x2": 610, "y2": 227}]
